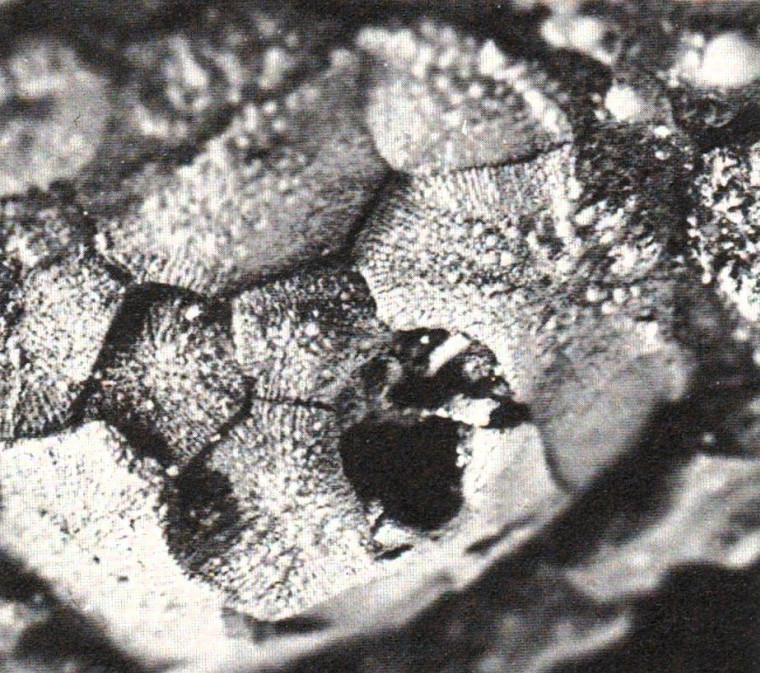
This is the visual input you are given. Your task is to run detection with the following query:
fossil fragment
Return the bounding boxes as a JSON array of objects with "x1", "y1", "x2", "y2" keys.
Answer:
[
  {"x1": 232, "y1": 266, "x2": 390, "y2": 403},
  {"x1": 662, "y1": 31, "x2": 760, "y2": 143},
  {"x1": 358, "y1": 148, "x2": 572, "y2": 398},
  {"x1": 357, "y1": 135, "x2": 685, "y2": 399},
  {"x1": 0, "y1": 188, "x2": 92, "y2": 275},
  {"x1": 0, "y1": 255, "x2": 123, "y2": 439},
  {"x1": 0, "y1": 39, "x2": 110, "y2": 196},
  {"x1": 88, "y1": 289, "x2": 248, "y2": 465},
  {"x1": 540, "y1": 12, "x2": 622, "y2": 66},
  {"x1": 357, "y1": 20, "x2": 571, "y2": 174},
  {"x1": 170, "y1": 400, "x2": 374, "y2": 620},
  {"x1": 0, "y1": 2, "x2": 757, "y2": 671},
  {"x1": 115, "y1": 1, "x2": 342, "y2": 148},
  {"x1": 87, "y1": 50, "x2": 389, "y2": 296},
  {"x1": 672, "y1": 32, "x2": 760, "y2": 91},
  {"x1": 0, "y1": 422, "x2": 249, "y2": 669},
  {"x1": 689, "y1": 140, "x2": 760, "y2": 323}
]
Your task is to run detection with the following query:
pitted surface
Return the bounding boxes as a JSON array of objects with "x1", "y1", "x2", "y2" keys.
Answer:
[{"x1": 1, "y1": 2, "x2": 760, "y2": 671}]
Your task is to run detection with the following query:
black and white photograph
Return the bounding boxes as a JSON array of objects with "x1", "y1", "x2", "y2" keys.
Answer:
[{"x1": 0, "y1": 0, "x2": 760, "y2": 671}]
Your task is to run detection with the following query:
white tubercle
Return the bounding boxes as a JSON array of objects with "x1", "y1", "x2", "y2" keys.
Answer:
[
  {"x1": 426, "y1": 333, "x2": 472, "y2": 377},
  {"x1": 677, "y1": 32, "x2": 760, "y2": 89},
  {"x1": 604, "y1": 83, "x2": 652, "y2": 123}
]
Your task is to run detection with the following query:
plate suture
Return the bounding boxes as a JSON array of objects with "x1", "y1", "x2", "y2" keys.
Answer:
[
  {"x1": 1, "y1": 2, "x2": 760, "y2": 669},
  {"x1": 87, "y1": 49, "x2": 389, "y2": 296},
  {"x1": 86, "y1": 288, "x2": 248, "y2": 465},
  {"x1": 0, "y1": 254, "x2": 124, "y2": 439}
]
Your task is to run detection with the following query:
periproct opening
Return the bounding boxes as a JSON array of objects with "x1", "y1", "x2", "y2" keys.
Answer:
[{"x1": 339, "y1": 416, "x2": 464, "y2": 531}]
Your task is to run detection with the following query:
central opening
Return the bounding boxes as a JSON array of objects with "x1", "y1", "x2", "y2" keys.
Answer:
[{"x1": 339, "y1": 415, "x2": 464, "y2": 530}]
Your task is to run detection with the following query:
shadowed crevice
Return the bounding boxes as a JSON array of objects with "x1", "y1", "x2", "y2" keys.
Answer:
[
  {"x1": 339, "y1": 416, "x2": 464, "y2": 531},
  {"x1": 163, "y1": 455, "x2": 246, "y2": 573}
]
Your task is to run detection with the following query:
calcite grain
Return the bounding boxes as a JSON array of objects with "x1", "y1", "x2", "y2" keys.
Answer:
[{"x1": 0, "y1": 422, "x2": 243, "y2": 668}]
